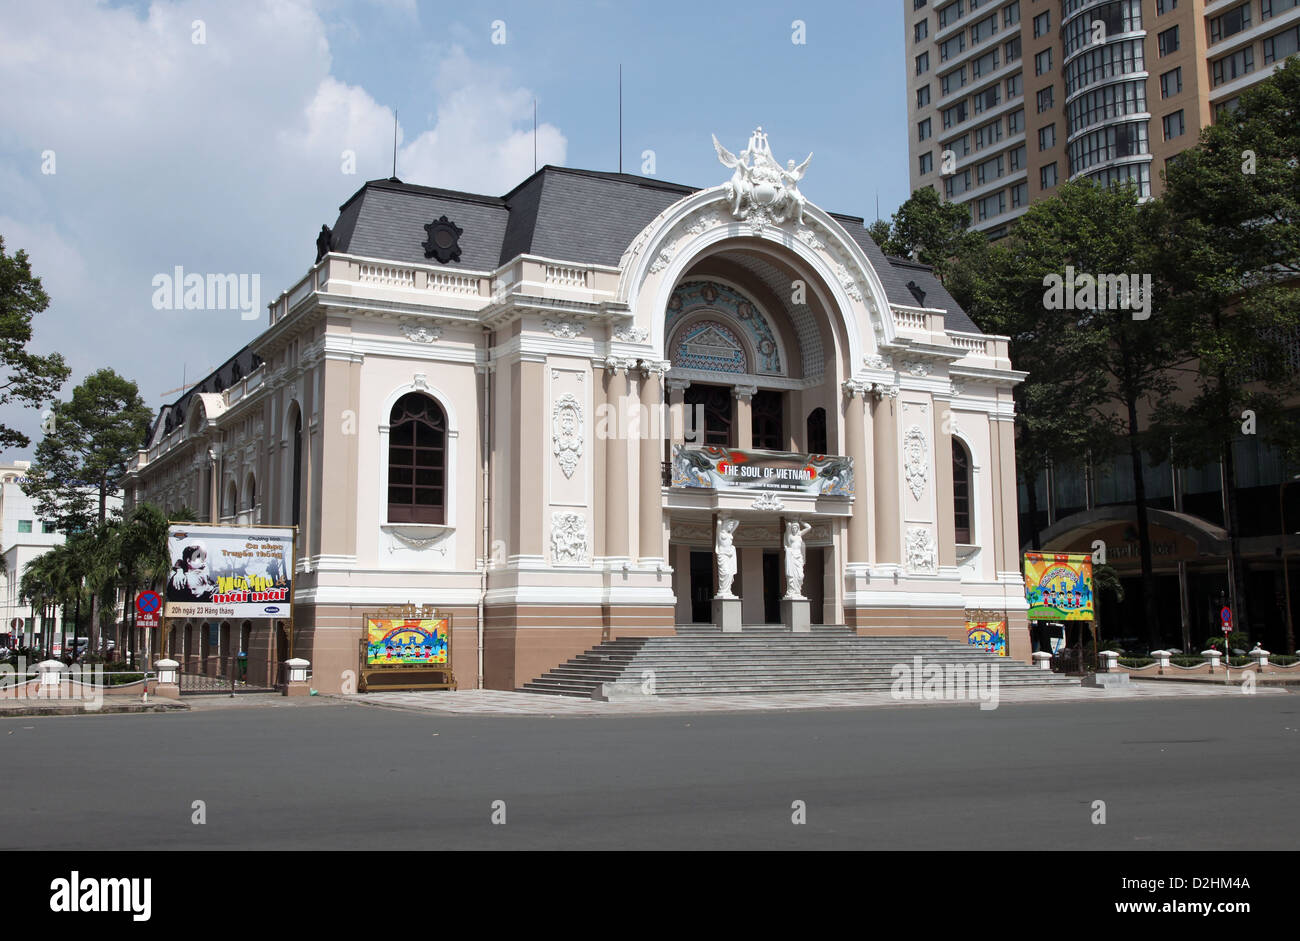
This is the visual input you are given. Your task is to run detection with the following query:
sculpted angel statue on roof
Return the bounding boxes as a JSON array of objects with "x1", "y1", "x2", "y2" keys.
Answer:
[{"x1": 712, "y1": 127, "x2": 812, "y2": 226}]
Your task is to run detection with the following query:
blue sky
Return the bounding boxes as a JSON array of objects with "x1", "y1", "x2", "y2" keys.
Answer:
[{"x1": 0, "y1": 0, "x2": 909, "y2": 457}]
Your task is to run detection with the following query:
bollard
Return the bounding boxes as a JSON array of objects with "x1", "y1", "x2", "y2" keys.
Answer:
[
  {"x1": 153, "y1": 658, "x2": 181, "y2": 701},
  {"x1": 281, "y1": 658, "x2": 310, "y2": 697},
  {"x1": 1031, "y1": 651, "x2": 1053, "y2": 671},
  {"x1": 36, "y1": 659, "x2": 66, "y2": 697},
  {"x1": 1250, "y1": 645, "x2": 1270, "y2": 671},
  {"x1": 1098, "y1": 650, "x2": 1120, "y2": 673},
  {"x1": 1151, "y1": 649, "x2": 1171, "y2": 673},
  {"x1": 1202, "y1": 649, "x2": 1222, "y2": 673}
]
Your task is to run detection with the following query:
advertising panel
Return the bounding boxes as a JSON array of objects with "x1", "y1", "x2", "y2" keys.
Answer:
[
  {"x1": 1023, "y1": 552, "x2": 1095, "y2": 621},
  {"x1": 670, "y1": 445, "x2": 854, "y2": 496},
  {"x1": 165, "y1": 524, "x2": 294, "y2": 619}
]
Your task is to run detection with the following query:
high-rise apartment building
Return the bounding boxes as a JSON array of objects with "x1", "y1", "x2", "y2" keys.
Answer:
[{"x1": 905, "y1": 0, "x2": 1300, "y2": 235}]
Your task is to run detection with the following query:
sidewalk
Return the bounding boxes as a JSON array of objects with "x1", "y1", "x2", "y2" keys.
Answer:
[{"x1": 339, "y1": 678, "x2": 1290, "y2": 717}]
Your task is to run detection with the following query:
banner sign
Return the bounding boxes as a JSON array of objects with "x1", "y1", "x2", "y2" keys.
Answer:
[
  {"x1": 671, "y1": 445, "x2": 854, "y2": 496},
  {"x1": 1023, "y1": 551, "x2": 1094, "y2": 621},
  {"x1": 966, "y1": 619, "x2": 1008, "y2": 657},
  {"x1": 365, "y1": 617, "x2": 450, "y2": 667},
  {"x1": 165, "y1": 525, "x2": 293, "y2": 619}
]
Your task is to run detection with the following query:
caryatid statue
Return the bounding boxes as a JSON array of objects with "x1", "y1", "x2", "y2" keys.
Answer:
[
  {"x1": 783, "y1": 519, "x2": 813, "y2": 599},
  {"x1": 715, "y1": 517, "x2": 740, "y2": 599}
]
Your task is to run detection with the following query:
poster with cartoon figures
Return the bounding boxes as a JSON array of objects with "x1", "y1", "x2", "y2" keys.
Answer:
[
  {"x1": 165, "y1": 525, "x2": 293, "y2": 619},
  {"x1": 966, "y1": 620, "x2": 1008, "y2": 656},
  {"x1": 1023, "y1": 552, "x2": 1095, "y2": 621},
  {"x1": 365, "y1": 618, "x2": 449, "y2": 667}
]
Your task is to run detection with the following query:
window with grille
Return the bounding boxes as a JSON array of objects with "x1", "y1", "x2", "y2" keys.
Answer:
[{"x1": 387, "y1": 393, "x2": 447, "y2": 524}]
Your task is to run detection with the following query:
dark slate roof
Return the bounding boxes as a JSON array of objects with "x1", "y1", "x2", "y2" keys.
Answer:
[
  {"x1": 322, "y1": 166, "x2": 982, "y2": 332},
  {"x1": 148, "y1": 345, "x2": 263, "y2": 447},
  {"x1": 882, "y1": 256, "x2": 981, "y2": 335}
]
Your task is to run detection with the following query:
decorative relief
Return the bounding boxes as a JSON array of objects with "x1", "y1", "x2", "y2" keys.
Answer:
[
  {"x1": 795, "y1": 226, "x2": 826, "y2": 251},
  {"x1": 552, "y1": 393, "x2": 583, "y2": 479},
  {"x1": 550, "y1": 512, "x2": 589, "y2": 565},
  {"x1": 950, "y1": 380, "x2": 966, "y2": 398},
  {"x1": 543, "y1": 317, "x2": 583, "y2": 339},
  {"x1": 402, "y1": 323, "x2": 442, "y2": 344},
  {"x1": 649, "y1": 250, "x2": 673, "y2": 274},
  {"x1": 666, "y1": 280, "x2": 782, "y2": 374},
  {"x1": 751, "y1": 492, "x2": 784, "y2": 511},
  {"x1": 614, "y1": 324, "x2": 649, "y2": 343},
  {"x1": 682, "y1": 210, "x2": 724, "y2": 238},
  {"x1": 902, "y1": 360, "x2": 931, "y2": 377},
  {"x1": 863, "y1": 353, "x2": 891, "y2": 371},
  {"x1": 387, "y1": 527, "x2": 451, "y2": 556},
  {"x1": 903, "y1": 425, "x2": 929, "y2": 500},
  {"x1": 906, "y1": 527, "x2": 937, "y2": 574}
]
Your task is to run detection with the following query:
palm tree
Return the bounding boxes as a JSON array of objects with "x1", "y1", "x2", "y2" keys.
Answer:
[{"x1": 19, "y1": 553, "x2": 56, "y2": 657}]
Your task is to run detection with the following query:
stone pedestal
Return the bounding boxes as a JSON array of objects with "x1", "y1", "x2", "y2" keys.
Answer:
[
  {"x1": 280, "y1": 657, "x2": 311, "y2": 697},
  {"x1": 153, "y1": 658, "x2": 180, "y2": 700},
  {"x1": 713, "y1": 597, "x2": 742, "y2": 633},
  {"x1": 781, "y1": 597, "x2": 810, "y2": 633}
]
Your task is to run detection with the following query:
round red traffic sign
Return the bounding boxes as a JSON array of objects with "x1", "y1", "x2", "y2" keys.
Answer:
[
  {"x1": 1221, "y1": 606, "x2": 1232, "y2": 627},
  {"x1": 136, "y1": 591, "x2": 162, "y2": 614}
]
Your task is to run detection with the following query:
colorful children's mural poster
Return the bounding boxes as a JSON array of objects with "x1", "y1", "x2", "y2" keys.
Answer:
[
  {"x1": 966, "y1": 619, "x2": 1008, "y2": 656},
  {"x1": 365, "y1": 618, "x2": 450, "y2": 667},
  {"x1": 1023, "y1": 552, "x2": 1095, "y2": 621}
]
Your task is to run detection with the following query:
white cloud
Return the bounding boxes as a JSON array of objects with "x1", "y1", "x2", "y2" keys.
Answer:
[{"x1": 0, "y1": 0, "x2": 566, "y2": 456}]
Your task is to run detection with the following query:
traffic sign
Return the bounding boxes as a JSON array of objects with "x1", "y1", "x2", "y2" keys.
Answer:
[
  {"x1": 9, "y1": 617, "x2": 22, "y2": 630},
  {"x1": 1221, "y1": 606, "x2": 1233, "y2": 629},
  {"x1": 136, "y1": 591, "x2": 161, "y2": 615},
  {"x1": 137, "y1": 611, "x2": 160, "y2": 630}
]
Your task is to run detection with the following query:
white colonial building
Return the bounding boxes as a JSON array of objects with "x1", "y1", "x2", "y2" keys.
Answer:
[{"x1": 123, "y1": 129, "x2": 1029, "y2": 692}]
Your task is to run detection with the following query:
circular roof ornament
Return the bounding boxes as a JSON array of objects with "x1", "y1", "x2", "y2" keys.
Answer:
[{"x1": 422, "y1": 215, "x2": 463, "y2": 264}]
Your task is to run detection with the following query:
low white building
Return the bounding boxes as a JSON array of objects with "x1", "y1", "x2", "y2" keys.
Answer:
[{"x1": 0, "y1": 460, "x2": 122, "y2": 650}]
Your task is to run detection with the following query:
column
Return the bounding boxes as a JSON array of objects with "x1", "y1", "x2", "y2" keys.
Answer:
[
  {"x1": 638, "y1": 360, "x2": 668, "y2": 562},
  {"x1": 604, "y1": 357, "x2": 635, "y2": 562},
  {"x1": 872, "y1": 390, "x2": 901, "y2": 564},
  {"x1": 734, "y1": 384, "x2": 755, "y2": 450},
  {"x1": 932, "y1": 401, "x2": 957, "y2": 568},
  {"x1": 667, "y1": 378, "x2": 689, "y2": 448},
  {"x1": 842, "y1": 381, "x2": 869, "y2": 564}
]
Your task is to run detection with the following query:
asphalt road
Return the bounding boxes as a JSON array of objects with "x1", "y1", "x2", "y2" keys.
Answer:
[{"x1": 3, "y1": 694, "x2": 1297, "y2": 850}]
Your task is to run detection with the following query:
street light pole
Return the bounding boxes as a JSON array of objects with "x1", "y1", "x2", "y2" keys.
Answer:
[{"x1": 1281, "y1": 475, "x2": 1299, "y2": 656}]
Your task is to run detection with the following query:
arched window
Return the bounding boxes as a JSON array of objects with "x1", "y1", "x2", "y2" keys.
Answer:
[
  {"x1": 291, "y1": 411, "x2": 303, "y2": 527},
  {"x1": 388, "y1": 393, "x2": 447, "y2": 524},
  {"x1": 953, "y1": 439, "x2": 973, "y2": 544},
  {"x1": 806, "y1": 408, "x2": 827, "y2": 455},
  {"x1": 223, "y1": 481, "x2": 238, "y2": 518}
]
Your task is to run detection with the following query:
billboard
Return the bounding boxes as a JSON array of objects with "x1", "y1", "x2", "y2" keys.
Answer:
[
  {"x1": 365, "y1": 617, "x2": 450, "y2": 667},
  {"x1": 1023, "y1": 552, "x2": 1094, "y2": 621},
  {"x1": 966, "y1": 619, "x2": 1008, "y2": 657},
  {"x1": 671, "y1": 445, "x2": 854, "y2": 496},
  {"x1": 165, "y1": 524, "x2": 293, "y2": 619}
]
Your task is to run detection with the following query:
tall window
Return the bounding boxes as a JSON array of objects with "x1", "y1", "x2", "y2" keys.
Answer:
[
  {"x1": 751, "y1": 390, "x2": 784, "y2": 451},
  {"x1": 387, "y1": 393, "x2": 447, "y2": 524},
  {"x1": 684, "y1": 384, "x2": 734, "y2": 447},
  {"x1": 953, "y1": 440, "x2": 973, "y2": 543},
  {"x1": 806, "y1": 408, "x2": 827, "y2": 455},
  {"x1": 291, "y1": 412, "x2": 302, "y2": 527}
]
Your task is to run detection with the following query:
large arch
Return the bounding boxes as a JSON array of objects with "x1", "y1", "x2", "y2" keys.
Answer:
[{"x1": 617, "y1": 188, "x2": 897, "y2": 371}]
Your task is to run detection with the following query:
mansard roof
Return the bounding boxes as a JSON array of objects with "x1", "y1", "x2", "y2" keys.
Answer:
[{"x1": 326, "y1": 167, "x2": 982, "y2": 334}]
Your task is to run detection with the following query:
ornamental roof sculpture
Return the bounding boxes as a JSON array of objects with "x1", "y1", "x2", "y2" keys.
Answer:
[{"x1": 712, "y1": 126, "x2": 813, "y2": 227}]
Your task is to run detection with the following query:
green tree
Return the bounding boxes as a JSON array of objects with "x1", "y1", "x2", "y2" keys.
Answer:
[
  {"x1": 874, "y1": 186, "x2": 986, "y2": 283},
  {"x1": 1157, "y1": 58, "x2": 1300, "y2": 641},
  {"x1": 0, "y1": 235, "x2": 70, "y2": 450},
  {"x1": 21, "y1": 368, "x2": 153, "y2": 532},
  {"x1": 961, "y1": 180, "x2": 1181, "y2": 649}
]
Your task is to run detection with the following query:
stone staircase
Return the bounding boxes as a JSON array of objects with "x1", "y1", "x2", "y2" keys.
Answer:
[{"x1": 520, "y1": 625, "x2": 1077, "y2": 697}]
